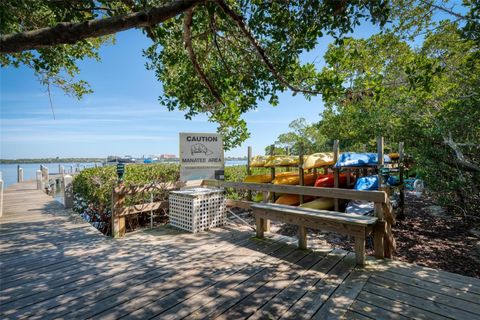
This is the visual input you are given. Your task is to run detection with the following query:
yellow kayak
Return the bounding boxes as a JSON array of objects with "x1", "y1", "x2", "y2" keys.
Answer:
[
  {"x1": 250, "y1": 155, "x2": 272, "y2": 167},
  {"x1": 299, "y1": 198, "x2": 334, "y2": 210},
  {"x1": 388, "y1": 152, "x2": 400, "y2": 160},
  {"x1": 264, "y1": 155, "x2": 299, "y2": 167},
  {"x1": 272, "y1": 173, "x2": 316, "y2": 186},
  {"x1": 303, "y1": 152, "x2": 335, "y2": 170},
  {"x1": 243, "y1": 174, "x2": 272, "y2": 183},
  {"x1": 243, "y1": 171, "x2": 297, "y2": 183}
]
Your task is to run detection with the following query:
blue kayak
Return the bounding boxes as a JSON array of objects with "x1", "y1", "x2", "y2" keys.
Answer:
[
  {"x1": 354, "y1": 175, "x2": 398, "y2": 191},
  {"x1": 334, "y1": 152, "x2": 391, "y2": 168}
]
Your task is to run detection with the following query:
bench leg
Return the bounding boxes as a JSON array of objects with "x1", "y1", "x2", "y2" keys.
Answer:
[
  {"x1": 256, "y1": 217, "x2": 264, "y2": 238},
  {"x1": 263, "y1": 219, "x2": 270, "y2": 232},
  {"x1": 355, "y1": 237, "x2": 366, "y2": 266},
  {"x1": 373, "y1": 221, "x2": 386, "y2": 259},
  {"x1": 298, "y1": 226, "x2": 307, "y2": 250}
]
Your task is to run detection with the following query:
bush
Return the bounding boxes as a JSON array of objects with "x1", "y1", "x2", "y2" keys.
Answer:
[{"x1": 73, "y1": 164, "x2": 268, "y2": 233}]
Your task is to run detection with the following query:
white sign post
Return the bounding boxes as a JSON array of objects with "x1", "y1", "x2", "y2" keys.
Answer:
[{"x1": 179, "y1": 132, "x2": 224, "y2": 181}]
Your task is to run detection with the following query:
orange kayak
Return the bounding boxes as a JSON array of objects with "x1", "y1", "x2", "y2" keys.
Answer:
[{"x1": 273, "y1": 173, "x2": 316, "y2": 186}]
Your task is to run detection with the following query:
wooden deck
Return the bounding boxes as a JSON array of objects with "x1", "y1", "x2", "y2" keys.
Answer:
[{"x1": 1, "y1": 182, "x2": 480, "y2": 320}]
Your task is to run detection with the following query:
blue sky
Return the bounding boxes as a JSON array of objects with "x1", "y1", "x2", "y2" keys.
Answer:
[
  {"x1": 1, "y1": 29, "x2": 328, "y2": 159},
  {"x1": 0, "y1": 3, "x2": 463, "y2": 159}
]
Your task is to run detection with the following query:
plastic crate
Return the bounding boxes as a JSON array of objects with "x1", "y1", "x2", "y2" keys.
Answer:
[{"x1": 168, "y1": 187, "x2": 226, "y2": 233}]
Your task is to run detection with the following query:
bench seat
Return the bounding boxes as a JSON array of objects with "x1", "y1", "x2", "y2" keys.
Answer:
[{"x1": 251, "y1": 203, "x2": 378, "y2": 265}]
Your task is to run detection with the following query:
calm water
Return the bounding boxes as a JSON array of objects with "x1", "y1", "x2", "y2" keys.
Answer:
[
  {"x1": 0, "y1": 160, "x2": 247, "y2": 189},
  {"x1": 0, "y1": 163, "x2": 101, "y2": 188}
]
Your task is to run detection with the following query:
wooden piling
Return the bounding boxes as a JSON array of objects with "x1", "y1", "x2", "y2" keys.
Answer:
[
  {"x1": 63, "y1": 175, "x2": 73, "y2": 209},
  {"x1": 36, "y1": 170, "x2": 43, "y2": 190},
  {"x1": 17, "y1": 167, "x2": 23, "y2": 183}
]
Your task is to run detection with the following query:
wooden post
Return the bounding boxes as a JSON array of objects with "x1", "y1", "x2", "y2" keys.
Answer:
[
  {"x1": 333, "y1": 140, "x2": 340, "y2": 211},
  {"x1": 298, "y1": 225, "x2": 307, "y2": 250},
  {"x1": 44, "y1": 166, "x2": 49, "y2": 183},
  {"x1": 262, "y1": 191, "x2": 270, "y2": 232},
  {"x1": 373, "y1": 219, "x2": 386, "y2": 259},
  {"x1": 256, "y1": 217, "x2": 265, "y2": 238},
  {"x1": 269, "y1": 144, "x2": 275, "y2": 203},
  {"x1": 18, "y1": 167, "x2": 24, "y2": 183},
  {"x1": 374, "y1": 138, "x2": 387, "y2": 257},
  {"x1": 63, "y1": 175, "x2": 73, "y2": 209},
  {"x1": 299, "y1": 143, "x2": 304, "y2": 204},
  {"x1": 112, "y1": 185, "x2": 126, "y2": 238},
  {"x1": 398, "y1": 142, "x2": 405, "y2": 219},
  {"x1": 150, "y1": 193, "x2": 154, "y2": 229},
  {"x1": 36, "y1": 170, "x2": 43, "y2": 190},
  {"x1": 247, "y1": 146, "x2": 252, "y2": 201},
  {"x1": 377, "y1": 136, "x2": 384, "y2": 190},
  {"x1": 355, "y1": 236, "x2": 366, "y2": 265},
  {"x1": 60, "y1": 165, "x2": 65, "y2": 175}
]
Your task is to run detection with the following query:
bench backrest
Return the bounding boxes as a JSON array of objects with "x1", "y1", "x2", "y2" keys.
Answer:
[{"x1": 251, "y1": 203, "x2": 377, "y2": 227}]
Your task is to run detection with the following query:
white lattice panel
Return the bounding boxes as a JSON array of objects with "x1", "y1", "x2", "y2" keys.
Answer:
[{"x1": 169, "y1": 188, "x2": 226, "y2": 233}]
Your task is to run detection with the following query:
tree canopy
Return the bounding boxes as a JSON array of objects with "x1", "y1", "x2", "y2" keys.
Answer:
[
  {"x1": 0, "y1": 0, "x2": 408, "y2": 148},
  {"x1": 271, "y1": 19, "x2": 479, "y2": 213}
]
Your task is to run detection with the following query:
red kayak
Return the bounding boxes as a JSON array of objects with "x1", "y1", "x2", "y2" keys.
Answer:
[{"x1": 314, "y1": 173, "x2": 355, "y2": 188}]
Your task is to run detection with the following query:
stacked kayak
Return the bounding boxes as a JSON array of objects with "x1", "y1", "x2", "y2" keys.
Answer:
[
  {"x1": 388, "y1": 152, "x2": 400, "y2": 160},
  {"x1": 334, "y1": 152, "x2": 391, "y2": 168},
  {"x1": 250, "y1": 155, "x2": 271, "y2": 167},
  {"x1": 299, "y1": 198, "x2": 335, "y2": 210},
  {"x1": 243, "y1": 174, "x2": 273, "y2": 183},
  {"x1": 314, "y1": 173, "x2": 355, "y2": 188},
  {"x1": 243, "y1": 171, "x2": 298, "y2": 183},
  {"x1": 353, "y1": 175, "x2": 399, "y2": 191},
  {"x1": 249, "y1": 153, "x2": 334, "y2": 169},
  {"x1": 264, "y1": 156, "x2": 299, "y2": 167},
  {"x1": 272, "y1": 172, "x2": 316, "y2": 186},
  {"x1": 275, "y1": 194, "x2": 314, "y2": 206},
  {"x1": 303, "y1": 152, "x2": 335, "y2": 170}
]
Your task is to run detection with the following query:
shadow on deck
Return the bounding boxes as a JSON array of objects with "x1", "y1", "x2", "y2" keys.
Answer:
[{"x1": 1, "y1": 182, "x2": 479, "y2": 319}]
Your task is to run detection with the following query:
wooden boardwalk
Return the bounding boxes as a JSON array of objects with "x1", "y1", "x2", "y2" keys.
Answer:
[{"x1": 1, "y1": 182, "x2": 480, "y2": 320}]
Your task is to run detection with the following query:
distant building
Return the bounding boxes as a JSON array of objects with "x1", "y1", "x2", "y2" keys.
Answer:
[{"x1": 160, "y1": 154, "x2": 177, "y2": 159}]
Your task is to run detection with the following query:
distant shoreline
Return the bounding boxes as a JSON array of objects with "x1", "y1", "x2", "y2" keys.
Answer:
[
  {"x1": 0, "y1": 157, "x2": 247, "y2": 164},
  {"x1": 0, "y1": 158, "x2": 105, "y2": 164}
]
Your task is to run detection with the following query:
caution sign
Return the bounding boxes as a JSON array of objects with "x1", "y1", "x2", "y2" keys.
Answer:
[{"x1": 179, "y1": 133, "x2": 224, "y2": 181}]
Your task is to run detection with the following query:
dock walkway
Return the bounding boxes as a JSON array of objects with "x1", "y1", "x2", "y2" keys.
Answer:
[{"x1": 1, "y1": 182, "x2": 480, "y2": 319}]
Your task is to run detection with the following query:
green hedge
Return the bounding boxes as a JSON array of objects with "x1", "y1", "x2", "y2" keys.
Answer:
[{"x1": 72, "y1": 163, "x2": 270, "y2": 211}]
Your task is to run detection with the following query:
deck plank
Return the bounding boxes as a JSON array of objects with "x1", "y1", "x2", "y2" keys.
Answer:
[{"x1": 1, "y1": 181, "x2": 479, "y2": 320}]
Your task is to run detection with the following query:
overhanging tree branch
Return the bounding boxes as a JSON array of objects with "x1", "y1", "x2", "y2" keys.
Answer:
[
  {"x1": 183, "y1": 7, "x2": 224, "y2": 108},
  {"x1": 0, "y1": 0, "x2": 203, "y2": 53},
  {"x1": 214, "y1": 0, "x2": 321, "y2": 95},
  {"x1": 444, "y1": 132, "x2": 480, "y2": 172}
]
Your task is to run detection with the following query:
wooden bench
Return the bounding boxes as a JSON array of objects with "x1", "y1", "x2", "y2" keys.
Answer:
[{"x1": 250, "y1": 203, "x2": 378, "y2": 265}]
